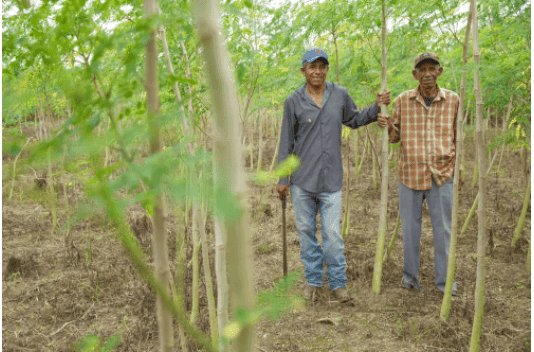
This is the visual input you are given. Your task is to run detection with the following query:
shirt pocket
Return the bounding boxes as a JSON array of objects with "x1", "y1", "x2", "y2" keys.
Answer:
[{"x1": 295, "y1": 106, "x2": 319, "y2": 132}]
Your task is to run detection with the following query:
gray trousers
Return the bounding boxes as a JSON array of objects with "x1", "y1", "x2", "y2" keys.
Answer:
[{"x1": 399, "y1": 177, "x2": 458, "y2": 293}]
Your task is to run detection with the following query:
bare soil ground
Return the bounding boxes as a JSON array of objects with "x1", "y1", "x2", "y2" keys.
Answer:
[{"x1": 2, "y1": 131, "x2": 531, "y2": 351}]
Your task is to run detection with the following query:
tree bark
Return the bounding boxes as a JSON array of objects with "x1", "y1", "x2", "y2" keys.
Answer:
[
  {"x1": 469, "y1": 1, "x2": 488, "y2": 350},
  {"x1": 214, "y1": 215, "x2": 229, "y2": 352},
  {"x1": 180, "y1": 41, "x2": 195, "y2": 119},
  {"x1": 190, "y1": 204, "x2": 200, "y2": 324},
  {"x1": 511, "y1": 177, "x2": 530, "y2": 247},
  {"x1": 461, "y1": 151, "x2": 498, "y2": 237},
  {"x1": 144, "y1": 0, "x2": 174, "y2": 350},
  {"x1": 199, "y1": 204, "x2": 219, "y2": 349},
  {"x1": 356, "y1": 132, "x2": 368, "y2": 176},
  {"x1": 440, "y1": 3, "x2": 472, "y2": 320},
  {"x1": 372, "y1": 0, "x2": 389, "y2": 294},
  {"x1": 341, "y1": 137, "x2": 351, "y2": 239},
  {"x1": 497, "y1": 97, "x2": 513, "y2": 174},
  {"x1": 353, "y1": 129, "x2": 359, "y2": 171},
  {"x1": 383, "y1": 212, "x2": 401, "y2": 263},
  {"x1": 194, "y1": 1, "x2": 256, "y2": 351}
]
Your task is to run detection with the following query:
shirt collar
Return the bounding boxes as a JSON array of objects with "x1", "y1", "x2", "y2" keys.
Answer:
[
  {"x1": 410, "y1": 84, "x2": 445, "y2": 102},
  {"x1": 299, "y1": 81, "x2": 333, "y2": 96},
  {"x1": 299, "y1": 81, "x2": 333, "y2": 107}
]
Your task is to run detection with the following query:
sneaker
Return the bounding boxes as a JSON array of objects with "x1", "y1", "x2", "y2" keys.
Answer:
[
  {"x1": 304, "y1": 285, "x2": 318, "y2": 302},
  {"x1": 332, "y1": 287, "x2": 351, "y2": 302}
]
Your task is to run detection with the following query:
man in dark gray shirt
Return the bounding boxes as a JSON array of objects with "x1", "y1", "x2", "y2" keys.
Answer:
[{"x1": 276, "y1": 48, "x2": 390, "y2": 302}]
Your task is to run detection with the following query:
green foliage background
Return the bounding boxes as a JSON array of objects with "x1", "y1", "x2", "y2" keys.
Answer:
[{"x1": 2, "y1": 0, "x2": 530, "y2": 232}]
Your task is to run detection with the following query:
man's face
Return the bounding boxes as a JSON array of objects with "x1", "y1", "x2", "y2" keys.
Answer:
[
  {"x1": 412, "y1": 61, "x2": 443, "y2": 89},
  {"x1": 301, "y1": 59, "x2": 329, "y2": 88}
]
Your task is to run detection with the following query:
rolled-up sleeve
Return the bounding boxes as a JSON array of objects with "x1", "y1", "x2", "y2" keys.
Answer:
[
  {"x1": 388, "y1": 98, "x2": 401, "y2": 143},
  {"x1": 277, "y1": 98, "x2": 295, "y2": 185},
  {"x1": 342, "y1": 90, "x2": 380, "y2": 129}
]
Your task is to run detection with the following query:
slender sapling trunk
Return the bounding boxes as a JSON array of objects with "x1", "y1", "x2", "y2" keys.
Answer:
[
  {"x1": 372, "y1": 0, "x2": 389, "y2": 294},
  {"x1": 469, "y1": 1, "x2": 488, "y2": 350},
  {"x1": 440, "y1": 6, "x2": 471, "y2": 320},
  {"x1": 194, "y1": 1, "x2": 256, "y2": 350},
  {"x1": 144, "y1": 0, "x2": 175, "y2": 349},
  {"x1": 511, "y1": 177, "x2": 531, "y2": 247}
]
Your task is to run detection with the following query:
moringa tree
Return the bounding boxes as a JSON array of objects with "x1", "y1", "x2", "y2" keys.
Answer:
[
  {"x1": 440, "y1": 2, "x2": 472, "y2": 321},
  {"x1": 372, "y1": 0, "x2": 389, "y2": 295},
  {"x1": 194, "y1": 0, "x2": 256, "y2": 351},
  {"x1": 469, "y1": 1, "x2": 488, "y2": 350}
]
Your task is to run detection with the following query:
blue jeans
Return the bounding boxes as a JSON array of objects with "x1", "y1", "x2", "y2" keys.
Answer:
[
  {"x1": 399, "y1": 177, "x2": 458, "y2": 293},
  {"x1": 290, "y1": 185, "x2": 346, "y2": 290}
]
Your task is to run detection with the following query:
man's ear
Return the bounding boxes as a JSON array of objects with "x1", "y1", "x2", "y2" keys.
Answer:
[
  {"x1": 437, "y1": 66, "x2": 444, "y2": 77},
  {"x1": 412, "y1": 69, "x2": 418, "y2": 80}
]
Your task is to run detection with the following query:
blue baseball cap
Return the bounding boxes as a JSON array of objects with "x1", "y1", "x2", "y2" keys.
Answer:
[{"x1": 302, "y1": 48, "x2": 329, "y2": 65}]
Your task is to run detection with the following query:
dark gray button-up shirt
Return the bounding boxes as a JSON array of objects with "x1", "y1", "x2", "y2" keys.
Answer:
[{"x1": 278, "y1": 81, "x2": 380, "y2": 193}]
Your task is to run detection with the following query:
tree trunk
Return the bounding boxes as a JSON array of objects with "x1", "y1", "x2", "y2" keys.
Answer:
[
  {"x1": 256, "y1": 88, "x2": 263, "y2": 173},
  {"x1": 356, "y1": 132, "x2": 368, "y2": 176},
  {"x1": 174, "y1": 202, "x2": 189, "y2": 352},
  {"x1": 383, "y1": 212, "x2": 401, "y2": 263},
  {"x1": 511, "y1": 177, "x2": 531, "y2": 247},
  {"x1": 469, "y1": 1, "x2": 488, "y2": 350},
  {"x1": 269, "y1": 122, "x2": 282, "y2": 172},
  {"x1": 159, "y1": 20, "x2": 194, "y2": 350},
  {"x1": 471, "y1": 130, "x2": 479, "y2": 189},
  {"x1": 190, "y1": 204, "x2": 200, "y2": 324},
  {"x1": 194, "y1": 1, "x2": 256, "y2": 351},
  {"x1": 461, "y1": 152, "x2": 498, "y2": 236},
  {"x1": 199, "y1": 204, "x2": 219, "y2": 349},
  {"x1": 214, "y1": 215, "x2": 229, "y2": 352},
  {"x1": 180, "y1": 41, "x2": 195, "y2": 119},
  {"x1": 353, "y1": 129, "x2": 359, "y2": 171},
  {"x1": 372, "y1": 0, "x2": 389, "y2": 294},
  {"x1": 47, "y1": 148, "x2": 57, "y2": 234},
  {"x1": 341, "y1": 137, "x2": 351, "y2": 239},
  {"x1": 440, "y1": 4, "x2": 472, "y2": 320},
  {"x1": 8, "y1": 138, "x2": 32, "y2": 204},
  {"x1": 497, "y1": 97, "x2": 513, "y2": 174},
  {"x1": 332, "y1": 28, "x2": 341, "y2": 85},
  {"x1": 250, "y1": 119, "x2": 255, "y2": 170},
  {"x1": 144, "y1": 0, "x2": 174, "y2": 350},
  {"x1": 371, "y1": 130, "x2": 378, "y2": 189}
]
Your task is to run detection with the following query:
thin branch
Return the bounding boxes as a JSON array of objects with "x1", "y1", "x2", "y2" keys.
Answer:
[{"x1": 365, "y1": 126, "x2": 382, "y2": 179}]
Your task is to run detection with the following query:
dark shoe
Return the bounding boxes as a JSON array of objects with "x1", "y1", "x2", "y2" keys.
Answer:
[
  {"x1": 399, "y1": 282, "x2": 414, "y2": 291},
  {"x1": 332, "y1": 287, "x2": 351, "y2": 302},
  {"x1": 304, "y1": 285, "x2": 318, "y2": 302}
]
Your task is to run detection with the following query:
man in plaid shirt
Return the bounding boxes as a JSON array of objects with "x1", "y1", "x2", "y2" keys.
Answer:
[{"x1": 377, "y1": 52, "x2": 461, "y2": 300}]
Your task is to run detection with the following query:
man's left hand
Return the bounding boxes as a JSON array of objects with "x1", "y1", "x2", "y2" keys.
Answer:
[
  {"x1": 376, "y1": 90, "x2": 391, "y2": 106},
  {"x1": 377, "y1": 113, "x2": 389, "y2": 128}
]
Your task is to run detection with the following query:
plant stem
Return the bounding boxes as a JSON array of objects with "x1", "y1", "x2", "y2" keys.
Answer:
[
  {"x1": 511, "y1": 177, "x2": 531, "y2": 247},
  {"x1": 469, "y1": 1, "x2": 487, "y2": 349},
  {"x1": 383, "y1": 212, "x2": 401, "y2": 263},
  {"x1": 194, "y1": 1, "x2": 256, "y2": 349},
  {"x1": 372, "y1": 0, "x2": 389, "y2": 295},
  {"x1": 440, "y1": 6, "x2": 471, "y2": 321}
]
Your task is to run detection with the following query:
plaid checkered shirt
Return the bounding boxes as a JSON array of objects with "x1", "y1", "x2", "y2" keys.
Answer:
[{"x1": 388, "y1": 85, "x2": 460, "y2": 190}]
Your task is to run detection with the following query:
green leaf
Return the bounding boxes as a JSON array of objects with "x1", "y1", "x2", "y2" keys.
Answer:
[
  {"x1": 274, "y1": 155, "x2": 301, "y2": 179},
  {"x1": 101, "y1": 335, "x2": 121, "y2": 352}
]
